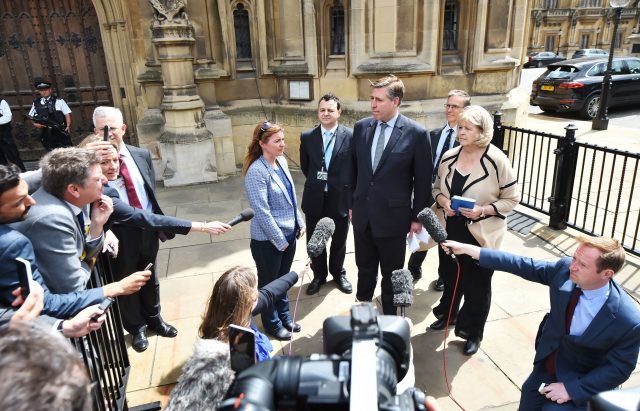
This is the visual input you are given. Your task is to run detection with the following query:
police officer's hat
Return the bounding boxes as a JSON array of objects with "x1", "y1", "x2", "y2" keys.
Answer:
[{"x1": 34, "y1": 81, "x2": 52, "y2": 90}]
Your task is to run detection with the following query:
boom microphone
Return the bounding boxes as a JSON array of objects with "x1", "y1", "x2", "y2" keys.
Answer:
[
  {"x1": 307, "y1": 217, "x2": 335, "y2": 258},
  {"x1": 227, "y1": 208, "x2": 254, "y2": 226},
  {"x1": 391, "y1": 269, "x2": 413, "y2": 317},
  {"x1": 417, "y1": 207, "x2": 457, "y2": 262}
]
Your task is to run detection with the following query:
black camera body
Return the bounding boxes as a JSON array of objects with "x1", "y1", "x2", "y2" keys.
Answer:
[{"x1": 217, "y1": 304, "x2": 427, "y2": 411}]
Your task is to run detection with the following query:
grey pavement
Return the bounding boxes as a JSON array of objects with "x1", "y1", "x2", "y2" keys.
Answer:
[{"x1": 125, "y1": 170, "x2": 640, "y2": 410}]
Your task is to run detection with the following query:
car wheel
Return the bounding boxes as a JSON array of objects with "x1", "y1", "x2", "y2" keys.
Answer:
[
  {"x1": 537, "y1": 61, "x2": 543, "y2": 68},
  {"x1": 581, "y1": 94, "x2": 600, "y2": 120}
]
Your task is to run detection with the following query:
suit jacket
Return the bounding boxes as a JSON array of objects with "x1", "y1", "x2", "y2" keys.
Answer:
[
  {"x1": 430, "y1": 126, "x2": 460, "y2": 160},
  {"x1": 299, "y1": 124, "x2": 353, "y2": 217},
  {"x1": 245, "y1": 156, "x2": 305, "y2": 251},
  {"x1": 350, "y1": 114, "x2": 432, "y2": 237},
  {"x1": 479, "y1": 248, "x2": 640, "y2": 406},
  {"x1": 0, "y1": 225, "x2": 103, "y2": 317},
  {"x1": 10, "y1": 188, "x2": 102, "y2": 293},
  {"x1": 432, "y1": 144, "x2": 520, "y2": 249},
  {"x1": 104, "y1": 185, "x2": 191, "y2": 235},
  {"x1": 118, "y1": 144, "x2": 174, "y2": 241}
]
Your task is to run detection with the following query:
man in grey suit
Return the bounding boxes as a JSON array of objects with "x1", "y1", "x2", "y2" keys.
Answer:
[
  {"x1": 92, "y1": 106, "x2": 177, "y2": 352},
  {"x1": 407, "y1": 89, "x2": 470, "y2": 289},
  {"x1": 444, "y1": 236, "x2": 640, "y2": 410},
  {"x1": 11, "y1": 148, "x2": 114, "y2": 293},
  {"x1": 350, "y1": 75, "x2": 432, "y2": 315},
  {"x1": 300, "y1": 93, "x2": 353, "y2": 295}
]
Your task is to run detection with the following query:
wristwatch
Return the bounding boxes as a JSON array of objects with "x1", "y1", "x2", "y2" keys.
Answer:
[{"x1": 480, "y1": 206, "x2": 486, "y2": 218}]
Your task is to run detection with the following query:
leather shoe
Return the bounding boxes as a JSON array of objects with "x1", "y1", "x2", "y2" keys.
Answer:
[
  {"x1": 334, "y1": 275, "x2": 353, "y2": 294},
  {"x1": 283, "y1": 322, "x2": 301, "y2": 333},
  {"x1": 464, "y1": 340, "x2": 480, "y2": 356},
  {"x1": 131, "y1": 328, "x2": 149, "y2": 353},
  {"x1": 268, "y1": 327, "x2": 292, "y2": 341},
  {"x1": 306, "y1": 277, "x2": 326, "y2": 295},
  {"x1": 434, "y1": 278, "x2": 445, "y2": 291},
  {"x1": 409, "y1": 267, "x2": 422, "y2": 281},
  {"x1": 148, "y1": 320, "x2": 178, "y2": 338},
  {"x1": 428, "y1": 317, "x2": 456, "y2": 331}
]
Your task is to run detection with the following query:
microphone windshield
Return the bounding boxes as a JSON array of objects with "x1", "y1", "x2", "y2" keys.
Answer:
[
  {"x1": 307, "y1": 217, "x2": 335, "y2": 258},
  {"x1": 417, "y1": 208, "x2": 448, "y2": 243},
  {"x1": 391, "y1": 269, "x2": 413, "y2": 307}
]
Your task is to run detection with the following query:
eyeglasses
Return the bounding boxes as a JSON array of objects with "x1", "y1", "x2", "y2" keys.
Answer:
[
  {"x1": 444, "y1": 104, "x2": 463, "y2": 110},
  {"x1": 259, "y1": 121, "x2": 272, "y2": 138}
]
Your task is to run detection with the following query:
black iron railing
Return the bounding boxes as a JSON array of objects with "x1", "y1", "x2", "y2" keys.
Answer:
[{"x1": 493, "y1": 111, "x2": 640, "y2": 257}]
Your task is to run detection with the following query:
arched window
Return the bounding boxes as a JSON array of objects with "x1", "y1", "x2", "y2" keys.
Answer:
[
  {"x1": 443, "y1": 0, "x2": 458, "y2": 50},
  {"x1": 234, "y1": 4, "x2": 252, "y2": 60},
  {"x1": 330, "y1": 1, "x2": 345, "y2": 55}
]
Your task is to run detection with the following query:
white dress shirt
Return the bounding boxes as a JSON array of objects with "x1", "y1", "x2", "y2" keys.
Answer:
[
  {"x1": 570, "y1": 282, "x2": 610, "y2": 336},
  {"x1": 108, "y1": 145, "x2": 152, "y2": 212}
]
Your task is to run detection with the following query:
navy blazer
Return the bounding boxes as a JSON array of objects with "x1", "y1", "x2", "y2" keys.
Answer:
[
  {"x1": 350, "y1": 114, "x2": 432, "y2": 237},
  {"x1": 104, "y1": 185, "x2": 191, "y2": 235},
  {"x1": 430, "y1": 126, "x2": 459, "y2": 160},
  {"x1": 299, "y1": 124, "x2": 353, "y2": 217},
  {"x1": 0, "y1": 225, "x2": 103, "y2": 318},
  {"x1": 479, "y1": 248, "x2": 640, "y2": 406}
]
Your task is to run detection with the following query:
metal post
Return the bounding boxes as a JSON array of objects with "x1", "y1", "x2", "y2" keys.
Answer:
[
  {"x1": 492, "y1": 110, "x2": 505, "y2": 151},
  {"x1": 548, "y1": 124, "x2": 578, "y2": 229},
  {"x1": 592, "y1": 7, "x2": 623, "y2": 130}
]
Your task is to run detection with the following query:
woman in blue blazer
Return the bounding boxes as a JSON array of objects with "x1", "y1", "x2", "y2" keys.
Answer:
[{"x1": 243, "y1": 121, "x2": 305, "y2": 341}]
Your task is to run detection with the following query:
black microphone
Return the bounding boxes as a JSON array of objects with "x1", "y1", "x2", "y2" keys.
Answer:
[
  {"x1": 391, "y1": 269, "x2": 413, "y2": 317},
  {"x1": 227, "y1": 208, "x2": 254, "y2": 227},
  {"x1": 307, "y1": 217, "x2": 335, "y2": 258},
  {"x1": 417, "y1": 207, "x2": 457, "y2": 262}
]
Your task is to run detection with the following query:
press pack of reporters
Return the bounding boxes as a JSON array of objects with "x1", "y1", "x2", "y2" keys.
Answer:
[{"x1": 0, "y1": 76, "x2": 637, "y2": 411}]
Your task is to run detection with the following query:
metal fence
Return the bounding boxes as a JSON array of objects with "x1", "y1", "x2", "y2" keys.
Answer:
[{"x1": 493, "y1": 112, "x2": 640, "y2": 257}]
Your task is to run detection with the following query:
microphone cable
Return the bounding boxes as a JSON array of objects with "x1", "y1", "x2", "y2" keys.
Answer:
[
  {"x1": 441, "y1": 257, "x2": 467, "y2": 411},
  {"x1": 287, "y1": 257, "x2": 311, "y2": 356}
]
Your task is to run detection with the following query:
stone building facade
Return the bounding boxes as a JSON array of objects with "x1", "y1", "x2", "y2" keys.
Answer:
[
  {"x1": 528, "y1": 0, "x2": 640, "y2": 58},
  {"x1": 0, "y1": 0, "x2": 533, "y2": 185}
]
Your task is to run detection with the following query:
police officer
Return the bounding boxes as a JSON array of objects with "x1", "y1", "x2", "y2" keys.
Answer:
[
  {"x1": 0, "y1": 97, "x2": 25, "y2": 171},
  {"x1": 28, "y1": 81, "x2": 72, "y2": 150}
]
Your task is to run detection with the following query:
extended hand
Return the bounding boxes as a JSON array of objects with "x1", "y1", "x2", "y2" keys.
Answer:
[
  {"x1": 410, "y1": 221, "x2": 422, "y2": 234},
  {"x1": 9, "y1": 282, "x2": 44, "y2": 327},
  {"x1": 116, "y1": 270, "x2": 151, "y2": 296},
  {"x1": 62, "y1": 304, "x2": 106, "y2": 338},
  {"x1": 102, "y1": 229, "x2": 119, "y2": 256},
  {"x1": 86, "y1": 141, "x2": 117, "y2": 160},
  {"x1": 293, "y1": 258, "x2": 311, "y2": 281},
  {"x1": 202, "y1": 221, "x2": 231, "y2": 235},
  {"x1": 541, "y1": 382, "x2": 571, "y2": 404},
  {"x1": 90, "y1": 195, "x2": 114, "y2": 234}
]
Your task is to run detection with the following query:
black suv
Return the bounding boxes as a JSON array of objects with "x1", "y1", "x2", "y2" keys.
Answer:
[{"x1": 530, "y1": 57, "x2": 640, "y2": 119}]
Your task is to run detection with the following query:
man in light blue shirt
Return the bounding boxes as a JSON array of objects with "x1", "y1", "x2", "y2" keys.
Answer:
[{"x1": 407, "y1": 90, "x2": 470, "y2": 289}]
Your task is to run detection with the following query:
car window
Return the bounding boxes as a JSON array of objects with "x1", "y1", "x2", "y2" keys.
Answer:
[
  {"x1": 587, "y1": 63, "x2": 606, "y2": 76},
  {"x1": 545, "y1": 65, "x2": 578, "y2": 79},
  {"x1": 626, "y1": 59, "x2": 640, "y2": 74},
  {"x1": 611, "y1": 60, "x2": 630, "y2": 75}
]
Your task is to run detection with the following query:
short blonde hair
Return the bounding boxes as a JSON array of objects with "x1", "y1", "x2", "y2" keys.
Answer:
[
  {"x1": 576, "y1": 235, "x2": 626, "y2": 274},
  {"x1": 458, "y1": 105, "x2": 493, "y2": 147}
]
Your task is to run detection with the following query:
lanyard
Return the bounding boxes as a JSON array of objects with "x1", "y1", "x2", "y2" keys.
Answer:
[{"x1": 321, "y1": 130, "x2": 337, "y2": 170}]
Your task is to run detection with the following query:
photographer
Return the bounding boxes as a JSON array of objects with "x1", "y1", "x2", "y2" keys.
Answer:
[{"x1": 166, "y1": 259, "x2": 310, "y2": 411}]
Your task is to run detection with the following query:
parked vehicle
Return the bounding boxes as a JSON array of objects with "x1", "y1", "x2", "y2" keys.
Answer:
[
  {"x1": 530, "y1": 57, "x2": 640, "y2": 119},
  {"x1": 571, "y1": 48, "x2": 608, "y2": 59},
  {"x1": 524, "y1": 51, "x2": 565, "y2": 68}
]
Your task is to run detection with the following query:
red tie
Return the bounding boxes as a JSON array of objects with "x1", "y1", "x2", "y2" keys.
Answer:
[
  {"x1": 119, "y1": 154, "x2": 143, "y2": 209},
  {"x1": 545, "y1": 287, "x2": 583, "y2": 375}
]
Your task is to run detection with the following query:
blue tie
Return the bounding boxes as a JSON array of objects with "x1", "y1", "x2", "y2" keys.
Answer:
[
  {"x1": 323, "y1": 130, "x2": 334, "y2": 169},
  {"x1": 76, "y1": 211, "x2": 86, "y2": 235}
]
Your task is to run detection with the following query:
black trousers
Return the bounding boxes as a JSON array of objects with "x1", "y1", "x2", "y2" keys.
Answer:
[
  {"x1": 407, "y1": 249, "x2": 445, "y2": 281},
  {"x1": 40, "y1": 128, "x2": 72, "y2": 151},
  {"x1": 110, "y1": 226, "x2": 161, "y2": 334},
  {"x1": 0, "y1": 126, "x2": 25, "y2": 171},
  {"x1": 432, "y1": 218, "x2": 494, "y2": 342},
  {"x1": 304, "y1": 200, "x2": 349, "y2": 280},
  {"x1": 354, "y1": 224, "x2": 406, "y2": 315}
]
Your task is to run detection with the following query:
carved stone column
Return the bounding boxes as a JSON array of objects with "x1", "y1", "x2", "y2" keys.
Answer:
[{"x1": 148, "y1": 0, "x2": 217, "y2": 186}]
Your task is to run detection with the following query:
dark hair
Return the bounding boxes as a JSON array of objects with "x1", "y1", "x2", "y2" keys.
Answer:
[
  {"x1": 0, "y1": 164, "x2": 22, "y2": 201},
  {"x1": 242, "y1": 121, "x2": 284, "y2": 176},
  {"x1": 319, "y1": 93, "x2": 341, "y2": 110},
  {"x1": 370, "y1": 75, "x2": 405, "y2": 105},
  {"x1": 199, "y1": 266, "x2": 258, "y2": 342},
  {"x1": 40, "y1": 148, "x2": 101, "y2": 198},
  {"x1": 0, "y1": 323, "x2": 90, "y2": 411}
]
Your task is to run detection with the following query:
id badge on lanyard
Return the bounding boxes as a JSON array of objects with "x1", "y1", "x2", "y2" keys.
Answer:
[{"x1": 317, "y1": 131, "x2": 335, "y2": 182}]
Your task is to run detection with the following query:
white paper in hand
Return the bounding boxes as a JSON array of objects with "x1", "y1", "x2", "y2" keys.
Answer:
[
  {"x1": 416, "y1": 228, "x2": 430, "y2": 244},
  {"x1": 407, "y1": 232, "x2": 421, "y2": 254}
]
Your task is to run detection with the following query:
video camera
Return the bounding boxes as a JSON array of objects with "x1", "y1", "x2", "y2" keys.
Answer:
[{"x1": 217, "y1": 303, "x2": 427, "y2": 411}]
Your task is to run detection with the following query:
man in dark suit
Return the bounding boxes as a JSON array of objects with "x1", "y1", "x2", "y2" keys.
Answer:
[
  {"x1": 407, "y1": 89, "x2": 470, "y2": 290},
  {"x1": 444, "y1": 237, "x2": 640, "y2": 411},
  {"x1": 350, "y1": 75, "x2": 432, "y2": 315},
  {"x1": 93, "y1": 106, "x2": 176, "y2": 352},
  {"x1": 300, "y1": 93, "x2": 353, "y2": 295}
]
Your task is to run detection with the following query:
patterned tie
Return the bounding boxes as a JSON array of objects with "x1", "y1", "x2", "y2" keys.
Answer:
[
  {"x1": 433, "y1": 128, "x2": 454, "y2": 183},
  {"x1": 372, "y1": 122, "x2": 387, "y2": 171},
  {"x1": 119, "y1": 154, "x2": 143, "y2": 209},
  {"x1": 544, "y1": 286, "x2": 583, "y2": 375}
]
